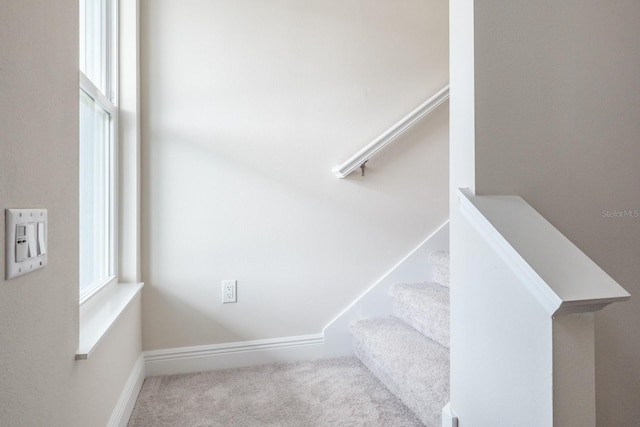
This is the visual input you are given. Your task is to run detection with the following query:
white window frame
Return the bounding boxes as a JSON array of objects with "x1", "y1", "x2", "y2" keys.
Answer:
[
  {"x1": 79, "y1": 0, "x2": 119, "y2": 305},
  {"x1": 77, "y1": 0, "x2": 143, "y2": 360}
]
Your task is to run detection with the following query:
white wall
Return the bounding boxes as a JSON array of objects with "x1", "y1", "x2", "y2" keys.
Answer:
[
  {"x1": 453, "y1": 213, "x2": 554, "y2": 426},
  {"x1": 449, "y1": 0, "x2": 475, "y2": 203},
  {"x1": 451, "y1": 0, "x2": 640, "y2": 424},
  {"x1": 0, "y1": 2, "x2": 142, "y2": 425},
  {"x1": 449, "y1": 1, "x2": 477, "y2": 420},
  {"x1": 140, "y1": 0, "x2": 449, "y2": 350}
]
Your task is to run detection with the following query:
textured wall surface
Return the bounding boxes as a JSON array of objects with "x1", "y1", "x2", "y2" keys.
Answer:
[
  {"x1": 0, "y1": 2, "x2": 142, "y2": 425},
  {"x1": 140, "y1": 0, "x2": 450, "y2": 350}
]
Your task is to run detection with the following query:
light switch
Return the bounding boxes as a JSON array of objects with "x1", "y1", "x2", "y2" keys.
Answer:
[
  {"x1": 37, "y1": 222, "x2": 46, "y2": 255},
  {"x1": 5, "y1": 208, "x2": 48, "y2": 280},
  {"x1": 26, "y1": 223, "x2": 37, "y2": 258}
]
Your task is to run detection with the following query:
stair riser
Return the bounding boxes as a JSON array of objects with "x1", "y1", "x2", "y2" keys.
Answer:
[
  {"x1": 351, "y1": 318, "x2": 450, "y2": 427},
  {"x1": 390, "y1": 282, "x2": 450, "y2": 348},
  {"x1": 393, "y1": 302, "x2": 449, "y2": 349},
  {"x1": 429, "y1": 251, "x2": 450, "y2": 287},
  {"x1": 353, "y1": 341, "x2": 446, "y2": 427},
  {"x1": 432, "y1": 267, "x2": 449, "y2": 288}
]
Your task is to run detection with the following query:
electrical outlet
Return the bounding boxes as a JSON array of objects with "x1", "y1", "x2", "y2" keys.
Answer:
[{"x1": 222, "y1": 280, "x2": 237, "y2": 303}]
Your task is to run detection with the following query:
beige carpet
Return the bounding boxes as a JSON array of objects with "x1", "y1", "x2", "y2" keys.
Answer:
[{"x1": 128, "y1": 356, "x2": 423, "y2": 426}]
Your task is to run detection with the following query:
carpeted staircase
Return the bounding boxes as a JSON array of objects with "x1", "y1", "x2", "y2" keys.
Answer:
[{"x1": 350, "y1": 251, "x2": 450, "y2": 427}]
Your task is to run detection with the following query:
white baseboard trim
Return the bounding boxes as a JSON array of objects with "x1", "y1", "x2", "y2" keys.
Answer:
[
  {"x1": 144, "y1": 334, "x2": 326, "y2": 377},
  {"x1": 108, "y1": 353, "x2": 146, "y2": 427},
  {"x1": 442, "y1": 402, "x2": 458, "y2": 427}
]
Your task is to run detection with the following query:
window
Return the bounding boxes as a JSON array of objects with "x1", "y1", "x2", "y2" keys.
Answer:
[
  {"x1": 76, "y1": 0, "x2": 142, "y2": 360},
  {"x1": 79, "y1": 0, "x2": 117, "y2": 302}
]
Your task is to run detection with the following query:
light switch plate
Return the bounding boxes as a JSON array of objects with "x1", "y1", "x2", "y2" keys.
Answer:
[{"x1": 5, "y1": 208, "x2": 48, "y2": 280}]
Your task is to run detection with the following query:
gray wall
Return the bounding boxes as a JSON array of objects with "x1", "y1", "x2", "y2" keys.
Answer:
[
  {"x1": 472, "y1": 1, "x2": 640, "y2": 424},
  {"x1": 0, "y1": 2, "x2": 142, "y2": 425}
]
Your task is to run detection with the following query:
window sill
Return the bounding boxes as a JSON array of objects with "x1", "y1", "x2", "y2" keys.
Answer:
[{"x1": 76, "y1": 281, "x2": 144, "y2": 360}]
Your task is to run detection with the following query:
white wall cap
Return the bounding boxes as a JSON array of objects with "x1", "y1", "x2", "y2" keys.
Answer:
[{"x1": 458, "y1": 188, "x2": 630, "y2": 316}]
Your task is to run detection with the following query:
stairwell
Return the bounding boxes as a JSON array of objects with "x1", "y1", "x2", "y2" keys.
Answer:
[{"x1": 350, "y1": 251, "x2": 450, "y2": 427}]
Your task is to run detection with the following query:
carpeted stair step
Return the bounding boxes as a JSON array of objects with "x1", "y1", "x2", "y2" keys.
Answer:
[
  {"x1": 350, "y1": 317, "x2": 449, "y2": 427},
  {"x1": 390, "y1": 282, "x2": 449, "y2": 348},
  {"x1": 429, "y1": 250, "x2": 450, "y2": 287}
]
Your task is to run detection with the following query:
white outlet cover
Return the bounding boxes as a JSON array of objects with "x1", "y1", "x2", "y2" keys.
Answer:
[
  {"x1": 222, "y1": 279, "x2": 237, "y2": 303},
  {"x1": 5, "y1": 208, "x2": 48, "y2": 280}
]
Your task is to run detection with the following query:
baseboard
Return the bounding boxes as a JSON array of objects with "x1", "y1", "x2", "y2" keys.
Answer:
[
  {"x1": 144, "y1": 334, "x2": 326, "y2": 377},
  {"x1": 107, "y1": 353, "x2": 146, "y2": 427},
  {"x1": 442, "y1": 402, "x2": 458, "y2": 427}
]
